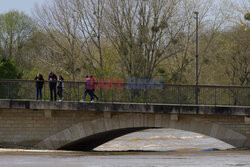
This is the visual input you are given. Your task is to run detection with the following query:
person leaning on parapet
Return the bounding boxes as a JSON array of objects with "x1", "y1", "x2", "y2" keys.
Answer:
[
  {"x1": 48, "y1": 72, "x2": 57, "y2": 101},
  {"x1": 57, "y1": 75, "x2": 64, "y2": 102},
  {"x1": 34, "y1": 73, "x2": 44, "y2": 100}
]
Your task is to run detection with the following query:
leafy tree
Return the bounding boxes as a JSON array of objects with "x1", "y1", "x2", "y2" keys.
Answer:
[
  {"x1": 0, "y1": 10, "x2": 36, "y2": 68},
  {"x1": 245, "y1": 13, "x2": 250, "y2": 21},
  {"x1": 0, "y1": 57, "x2": 22, "y2": 79},
  {"x1": 0, "y1": 57, "x2": 22, "y2": 99},
  {"x1": 218, "y1": 27, "x2": 249, "y2": 86}
]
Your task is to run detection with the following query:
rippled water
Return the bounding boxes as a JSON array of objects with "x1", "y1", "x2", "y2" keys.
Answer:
[
  {"x1": 1, "y1": 129, "x2": 250, "y2": 167},
  {"x1": 96, "y1": 129, "x2": 234, "y2": 151}
]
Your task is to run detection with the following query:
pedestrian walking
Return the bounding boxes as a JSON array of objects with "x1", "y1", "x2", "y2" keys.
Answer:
[
  {"x1": 82, "y1": 75, "x2": 90, "y2": 101},
  {"x1": 89, "y1": 75, "x2": 98, "y2": 102}
]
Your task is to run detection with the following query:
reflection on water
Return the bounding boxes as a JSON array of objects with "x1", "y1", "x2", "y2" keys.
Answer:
[
  {"x1": 1, "y1": 129, "x2": 249, "y2": 167},
  {"x1": 95, "y1": 129, "x2": 234, "y2": 151}
]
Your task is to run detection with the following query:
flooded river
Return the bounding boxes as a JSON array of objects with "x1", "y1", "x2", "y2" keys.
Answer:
[{"x1": 1, "y1": 129, "x2": 250, "y2": 167}]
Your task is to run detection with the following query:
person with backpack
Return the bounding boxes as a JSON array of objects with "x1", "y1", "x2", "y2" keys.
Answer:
[
  {"x1": 57, "y1": 75, "x2": 64, "y2": 102},
  {"x1": 34, "y1": 73, "x2": 44, "y2": 100}
]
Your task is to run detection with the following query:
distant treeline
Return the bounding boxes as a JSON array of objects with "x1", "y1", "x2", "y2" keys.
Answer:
[{"x1": 0, "y1": 0, "x2": 249, "y2": 86}]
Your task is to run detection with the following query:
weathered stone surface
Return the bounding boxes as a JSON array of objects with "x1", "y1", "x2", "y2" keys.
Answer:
[
  {"x1": 91, "y1": 119, "x2": 106, "y2": 134},
  {"x1": 74, "y1": 123, "x2": 86, "y2": 138},
  {"x1": 161, "y1": 114, "x2": 170, "y2": 127},
  {"x1": 170, "y1": 114, "x2": 178, "y2": 121},
  {"x1": 0, "y1": 100, "x2": 250, "y2": 150},
  {"x1": 44, "y1": 110, "x2": 52, "y2": 118},
  {"x1": 154, "y1": 114, "x2": 162, "y2": 127},
  {"x1": 210, "y1": 124, "x2": 220, "y2": 138},
  {"x1": 224, "y1": 129, "x2": 247, "y2": 148},
  {"x1": 43, "y1": 138, "x2": 54, "y2": 150},
  {"x1": 104, "y1": 118, "x2": 112, "y2": 131},
  {"x1": 245, "y1": 116, "x2": 250, "y2": 124},
  {"x1": 133, "y1": 113, "x2": 144, "y2": 128},
  {"x1": 83, "y1": 121, "x2": 94, "y2": 136},
  {"x1": 1, "y1": 100, "x2": 249, "y2": 116}
]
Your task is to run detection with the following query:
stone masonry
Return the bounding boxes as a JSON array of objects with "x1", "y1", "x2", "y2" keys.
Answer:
[{"x1": 0, "y1": 99, "x2": 249, "y2": 150}]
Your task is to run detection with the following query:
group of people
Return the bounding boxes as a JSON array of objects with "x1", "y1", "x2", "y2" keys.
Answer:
[
  {"x1": 35, "y1": 72, "x2": 64, "y2": 102},
  {"x1": 35, "y1": 73, "x2": 98, "y2": 102}
]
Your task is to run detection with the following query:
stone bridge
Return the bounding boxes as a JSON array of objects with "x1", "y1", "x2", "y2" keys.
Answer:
[{"x1": 0, "y1": 99, "x2": 250, "y2": 151}]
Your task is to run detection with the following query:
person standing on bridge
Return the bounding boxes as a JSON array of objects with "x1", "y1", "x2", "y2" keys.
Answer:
[
  {"x1": 48, "y1": 72, "x2": 57, "y2": 101},
  {"x1": 34, "y1": 73, "x2": 44, "y2": 100},
  {"x1": 57, "y1": 75, "x2": 64, "y2": 102}
]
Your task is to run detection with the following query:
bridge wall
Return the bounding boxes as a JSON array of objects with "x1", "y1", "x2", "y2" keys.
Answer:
[{"x1": 0, "y1": 100, "x2": 250, "y2": 150}]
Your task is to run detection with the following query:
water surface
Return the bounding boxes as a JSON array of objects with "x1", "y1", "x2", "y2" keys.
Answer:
[{"x1": 1, "y1": 129, "x2": 249, "y2": 167}]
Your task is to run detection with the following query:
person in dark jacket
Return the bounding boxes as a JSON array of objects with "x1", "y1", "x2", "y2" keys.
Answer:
[
  {"x1": 48, "y1": 72, "x2": 57, "y2": 101},
  {"x1": 34, "y1": 73, "x2": 44, "y2": 100},
  {"x1": 57, "y1": 75, "x2": 64, "y2": 102}
]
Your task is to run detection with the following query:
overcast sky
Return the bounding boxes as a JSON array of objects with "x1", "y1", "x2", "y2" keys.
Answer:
[
  {"x1": 0, "y1": 0, "x2": 46, "y2": 15},
  {"x1": 0, "y1": 0, "x2": 245, "y2": 16}
]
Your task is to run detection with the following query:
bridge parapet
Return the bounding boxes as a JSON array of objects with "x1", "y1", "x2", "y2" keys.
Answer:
[
  {"x1": 0, "y1": 99, "x2": 249, "y2": 116},
  {"x1": 0, "y1": 79, "x2": 249, "y2": 106}
]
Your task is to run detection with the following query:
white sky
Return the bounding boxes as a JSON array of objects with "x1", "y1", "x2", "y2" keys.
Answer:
[
  {"x1": 0, "y1": 0, "x2": 46, "y2": 15},
  {"x1": 0, "y1": 0, "x2": 247, "y2": 16}
]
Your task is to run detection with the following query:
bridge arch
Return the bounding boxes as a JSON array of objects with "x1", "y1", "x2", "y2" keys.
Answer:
[{"x1": 36, "y1": 113, "x2": 247, "y2": 151}]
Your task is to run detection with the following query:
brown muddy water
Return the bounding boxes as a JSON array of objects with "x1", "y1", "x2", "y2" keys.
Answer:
[{"x1": 1, "y1": 129, "x2": 250, "y2": 167}]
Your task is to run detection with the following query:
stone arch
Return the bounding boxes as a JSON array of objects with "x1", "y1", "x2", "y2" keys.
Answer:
[{"x1": 36, "y1": 113, "x2": 247, "y2": 150}]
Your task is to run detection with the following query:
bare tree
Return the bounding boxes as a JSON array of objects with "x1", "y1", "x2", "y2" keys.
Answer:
[
  {"x1": 34, "y1": 0, "x2": 83, "y2": 80},
  {"x1": 164, "y1": 0, "x2": 212, "y2": 83},
  {"x1": 165, "y1": 0, "x2": 238, "y2": 84},
  {"x1": 228, "y1": 0, "x2": 249, "y2": 28},
  {"x1": 35, "y1": 0, "x2": 111, "y2": 80},
  {"x1": 73, "y1": 0, "x2": 106, "y2": 78},
  {"x1": 33, "y1": 0, "x2": 246, "y2": 86},
  {"x1": 103, "y1": 0, "x2": 187, "y2": 79}
]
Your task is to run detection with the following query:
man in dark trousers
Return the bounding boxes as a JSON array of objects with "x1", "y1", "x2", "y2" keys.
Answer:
[
  {"x1": 34, "y1": 73, "x2": 44, "y2": 100},
  {"x1": 82, "y1": 75, "x2": 90, "y2": 101},
  {"x1": 48, "y1": 72, "x2": 57, "y2": 101},
  {"x1": 89, "y1": 75, "x2": 98, "y2": 102}
]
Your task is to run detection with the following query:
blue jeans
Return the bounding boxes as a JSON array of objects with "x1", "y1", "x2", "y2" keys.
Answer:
[{"x1": 36, "y1": 88, "x2": 42, "y2": 100}]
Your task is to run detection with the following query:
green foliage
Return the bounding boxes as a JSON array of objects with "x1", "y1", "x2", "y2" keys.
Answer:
[
  {"x1": 170, "y1": 38, "x2": 178, "y2": 45},
  {"x1": 0, "y1": 57, "x2": 22, "y2": 99},
  {"x1": 0, "y1": 10, "x2": 36, "y2": 69},
  {"x1": 202, "y1": 57, "x2": 209, "y2": 64},
  {"x1": 0, "y1": 10, "x2": 35, "y2": 42},
  {"x1": 159, "y1": 18, "x2": 168, "y2": 29},
  {"x1": 151, "y1": 26, "x2": 160, "y2": 33},
  {"x1": 157, "y1": 68, "x2": 165, "y2": 74},
  {"x1": 0, "y1": 57, "x2": 22, "y2": 79},
  {"x1": 244, "y1": 13, "x2": 250, "y2": 21}
]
